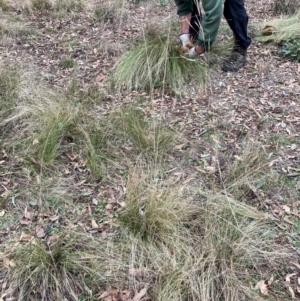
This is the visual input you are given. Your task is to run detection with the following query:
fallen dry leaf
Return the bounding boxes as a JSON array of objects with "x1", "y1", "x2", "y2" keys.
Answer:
[
  {"x1": 288, "y1": 285, "x2": 295, "y2": 299},
  {"x1": 290, "y1": 261, "x2": 300, "y2": 270},
  {"x1": 19, "y1": 232, "x2": 33, "y2": 242},
  {"x1": 0, "y1": 292, "x2": 7, "y2": 301},
  {"x1": 19, "y1": 219, "x2": 32, "y2": 225},
  {"x1": 132, "y1": 287, "x2": 147, "y2": 301},
  {"x1": 283, "y1": 216, "x2": 294, "y2": 225},
  {"x1": 254, "y1": 280, "x2": 268, "y2": 296},
  {"x1": 286, "y1": 273, "x2": 297, "y2": 284},
  {"x1": 49, "y1": 215, "x2": 59, "y2": 222},
  {"x1": 268, "y1": 274, "x2": 274, "y2": 286},
  {"x1": 3, "y1": 257, "x2": 16, "y2": 268},
  {"x1": 24, "y1": 207, "x2": 33, "y2": 220},
  {"x1": 282, "y1": 205, "x2": 291, "y2": 214},
  {"x1": 36, "y1": 226, "x2": 46, "y2": 238},
  {"x1": 99, "y1": 291, "x2": 110, "y2": 299},
  {"x1": 1, "y1": 185, "x2": 9, "y2": 199},
  {"x1": 91, "y1": 218, "x2": 99, "y2": 229}
]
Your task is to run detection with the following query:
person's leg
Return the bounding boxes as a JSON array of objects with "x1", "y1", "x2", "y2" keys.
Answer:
[
  {"x1": 222, "y1": 0, "x2": 251, "y2": 71},
  {"x1": 223, "y1": 0, "x2": 251, "y2": 48},
  {"x1": 189, "y1": 0, "x2": 202, "y2": 41}
]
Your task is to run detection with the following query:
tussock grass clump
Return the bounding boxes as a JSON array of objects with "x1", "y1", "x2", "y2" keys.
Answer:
[
  {"x1": 81, "y1": 126, "x2": 108, "y2": 180},
  {"x1": 112, "y1": 34, "x2": 208, "y2": 94},
  {"x1": 3, "y1": 91, "x2": 80, "y2": 165},
  {"x1": 93, "y1": 0, "x2": 126, "y2": 23},
  {"x1": 25, "y1": 0, "x2": 52, "y2": 11},
  {"x1": 7, "y1": 233, "x2": 109, "y2": 300},
  {"x1": 59, "y1": 57, "x2": 76, "y2": 69},
  {"x1": 118, "y1": 163, "x2": 289, "y2": 301},
  {"x1": 256, "y1": 13, "x2": 300, "y2": 44},
  {"x1": 118, "y1": 170, "x2": 195, "y2": 243},
  {"x1": 23, "y1": 0, "x2": 85, "y2": 13},
  {"x1": 224, "y1": 144, "x2": 278, "y2": 201},
  {"x1": 273, "y1": 0, "x2": 300, "y2": 15},
  {"x1": 0, "y1": 18, "x2": 35, "y2": 38},
  {"x1": 115, "y1": 107, "x2": 173, "y2": 157},
  {"x1": 0, "y1": 64, "x2": 21, "y2": 119},
  {"x1": 175, "y1": 193, "x2": 286, "y2": 301},
  {"x1": 53, "y1": 0, "x2": 85, "y2": 12},
  {"x1": 0, "y1": 0, "x2": 10, "y2": 11},
  {"x1": 33, "y1": 99, "x2": 79, "y2": 165}
]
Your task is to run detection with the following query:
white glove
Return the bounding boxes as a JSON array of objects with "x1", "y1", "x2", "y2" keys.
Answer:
[
  {"x1": 188, "y1": 47, "x2": 196, "y2": 57},
  {"x1": 188, "y1": 46, "x2": 205, "y2": 58},
  {"x1": 179, "y1": 33, "x2": 193, "y2": 50}
]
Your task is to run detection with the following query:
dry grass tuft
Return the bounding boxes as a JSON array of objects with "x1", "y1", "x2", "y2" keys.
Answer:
[
  {"x1": 255, "y1": 13, "x2": 300, "y2": 44},
  {"x1": 185, "y1": 191, "x2": 287, "y2": 301}
]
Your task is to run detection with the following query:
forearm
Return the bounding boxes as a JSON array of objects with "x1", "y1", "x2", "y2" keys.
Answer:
[
  {"x1": 179, "y1": 13, "x2": 191, "y2": 34},
  {"x1": 197, "y1": 0, "x2": 223, "y2": 49}
]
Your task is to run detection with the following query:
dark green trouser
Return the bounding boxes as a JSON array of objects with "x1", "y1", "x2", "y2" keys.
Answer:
[
  {"x1": 190, "y1": 1, "x2": 202, "y2": 39},
  {"x1": 174, "y1": 0, "x2": 223, "y2": 49}
]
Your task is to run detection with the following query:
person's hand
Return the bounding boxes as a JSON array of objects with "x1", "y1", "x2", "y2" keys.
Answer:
[
  {"x1": 179, "y1": 33, "x2": 193, "y2": 50},
  {"x1": 188, "y1": 45, "x2": 205, "y2": 57}
]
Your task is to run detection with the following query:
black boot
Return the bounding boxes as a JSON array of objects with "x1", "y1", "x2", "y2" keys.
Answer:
[{"x1": 222, "y1": 46, "x2": 247, "y2": 72}]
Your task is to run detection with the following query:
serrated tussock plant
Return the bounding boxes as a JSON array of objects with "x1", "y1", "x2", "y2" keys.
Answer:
[
  {"x1": 223, "y1": 144, "x2": 279, "y2": 201},
  {"x1": 23, "y1": 0, "x2": 85, "y2": 13},
  {"x1": 273, "y1": 0, "x2": 300, "y2": 15},
  {"x1": 53, "y1": 0, "x2": 85, "y2": 12},
  {"x1": 112, "y1": 33, "x2": 208, "y2": 95},
  {"x1": 0, "y1": 0, "x2": 9, "y2": 11},
  {"x1": 34, "y1": 100, "x2": 79, "y2": 165},
  {"x1": 0, "y1": 18, "x2": 35, "y2": 38},
  {"x1": 118, "y1": 165, "x2": 289, "y2": 301},
  {"x1": 25, "y1": 0, "x2": 52, "y2": 11},
  {"x1": 115, "y1": 107, "x2": 173, "y2": 158},
  {"x1": 2, "y1": 91, "x2": 80, "y2": 165},
  {"x1": 7, "y1": 233, "x2": 112, "y2": 301},
  {"x1": 81, "y1": 126, "x2": 108, "y2": 181},
  {"x1": 93, "y1": 0, "x2": 126, "y2": 23},
  {"x1": 255, "y1": 14, "x2": 300, "y2": 44},
  {"x1": 118, "y1": 167, "x2": 197, "y2": 244},
  {"x1": 0, "y1": 64, "x2": 21, "y2": 120}
]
